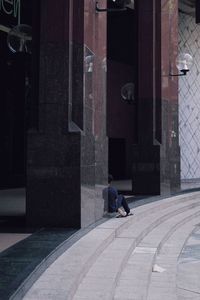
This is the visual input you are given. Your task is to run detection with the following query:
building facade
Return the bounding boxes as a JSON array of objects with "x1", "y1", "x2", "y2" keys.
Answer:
[{"x1": 0, "y1": 0, "x2": 198, "y2": 228}]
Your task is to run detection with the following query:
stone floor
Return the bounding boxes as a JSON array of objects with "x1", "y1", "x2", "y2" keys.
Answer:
[
  {"x1": 20, "y1": 190, "x2": 200, "y2": 300},
  {"x1": 1, "y1": 182, "x2": 200, "y2": 299},
  {"x1": 0, "y1": 228, "x2": 77, "y2": 300},
  {"x1": 1, "y1": 179, "x2": 200, "y2": 253},
  {"x1": 181, "y1": 178, "x2": 200, "y2": 190}
]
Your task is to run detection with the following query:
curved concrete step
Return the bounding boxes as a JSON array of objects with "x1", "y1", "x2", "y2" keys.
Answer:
[
  {"x1": 72, "y1": 197, "x2": 200, "y2": 299},
  {"x1": 146, "y1": 216, "x2": 200, "y2": 300},
  {"x1": 73, "y1": 206, "x2": 200, "y2": 300},
  {"x1": 22, "y1": 192, "x2": 200, "y2": 300},
  {"x1": 114, "y1": 208, "x2": 200, "y2": 300},
  {"x1": 176, "y1": 226, "x2": 200, "y2": 300}
]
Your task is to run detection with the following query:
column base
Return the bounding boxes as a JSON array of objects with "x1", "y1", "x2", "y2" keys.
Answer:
[{"x1": 132, "y1": 145, "x2": 160, "y2": 195}]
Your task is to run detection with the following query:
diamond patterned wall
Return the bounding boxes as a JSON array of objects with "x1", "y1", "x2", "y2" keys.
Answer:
[{"x1": 179, "y1": 12, "x2": 200, "y2": 179}]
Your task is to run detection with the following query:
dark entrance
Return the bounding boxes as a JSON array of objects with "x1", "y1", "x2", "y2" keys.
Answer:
[
  {"x1": 107, "y1": 0, "x2": 138, "y2": 191},
  {"x1": 109, "y1": 138, "x2": 126, "y2": 180},
  {"x1": 0, "y1": 1, "x2": 33, "y2": 189},
  {"x1": 0, "y1": 40, "x2": 27, "y2": 189}
]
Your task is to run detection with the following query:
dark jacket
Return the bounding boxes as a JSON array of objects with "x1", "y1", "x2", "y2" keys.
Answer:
[{"x1": 102, "y1": 186, "x2": 118, "y2": 212}]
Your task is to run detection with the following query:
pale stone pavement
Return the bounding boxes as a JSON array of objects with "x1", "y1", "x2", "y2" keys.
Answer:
[{"x1": 20, "y1": 191, "x2": 200, "y2": 300}]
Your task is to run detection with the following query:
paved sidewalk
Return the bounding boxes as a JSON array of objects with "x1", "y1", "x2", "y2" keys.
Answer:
[
  {"x1": 177, "y1": 226, "x2": 200, "y2": 299},
  {"x1": 21, "y1": 191, "x2": 200, "y2": 300}
]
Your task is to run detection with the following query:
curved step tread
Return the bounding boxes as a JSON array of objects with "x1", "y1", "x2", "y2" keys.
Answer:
[
  {"x1": 72, "y1": 204, "x2": 200, "y2": 299},
  {"x1": 23, "y1": 192, "x2": 200, "y2": 300}
]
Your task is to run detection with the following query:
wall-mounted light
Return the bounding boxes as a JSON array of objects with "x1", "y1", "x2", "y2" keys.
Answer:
[
  {"x1": 170, "y1": 52, "x2": 193, "y2": 76},
  {"x1": 121, "y1": 82, "x2": 135, "y2": 104},
  {"x1": 85, "y1": 55, "x2": 94, "y2": 73},
  {"x1": 96, "y1": 0, "x2": 134, "y2": 13},
  {"x1": 7, "y1": 24, "x2": 32, "y2": 54}
]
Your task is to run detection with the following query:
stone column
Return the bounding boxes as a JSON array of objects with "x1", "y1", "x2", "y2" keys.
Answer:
[
  {"x1": 80, "y1": 0, "x2": 108, "y2": 227},
  {"x1": 132, "y1": 0, "x2": 180, "y2": 195},
  {"x1": 160, "y1": 0, "x2": 180, "y2": 193},
  {"x1": 26, "y1": 0, "x2": 81, "y2": 227},
  {"x1": 26, "y1": 0, "x2": 108, "y2": 228}
]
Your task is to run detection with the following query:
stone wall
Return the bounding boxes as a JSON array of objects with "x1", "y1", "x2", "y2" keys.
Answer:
[{"x1": 179, "y1": 12, "x2": 200, "y2": 179}]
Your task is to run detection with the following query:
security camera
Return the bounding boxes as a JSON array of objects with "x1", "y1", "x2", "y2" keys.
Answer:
[
  {"x1": 112, "y1": 0, "x2": 134, "y2": 9},
  {"x1": 96, "y1": 0, "x2": 134, "y2": 12}
]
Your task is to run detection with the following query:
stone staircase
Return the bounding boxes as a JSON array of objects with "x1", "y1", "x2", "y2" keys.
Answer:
[{"x1": 22, "y1": 191, "x2": 200, "y2": 300}]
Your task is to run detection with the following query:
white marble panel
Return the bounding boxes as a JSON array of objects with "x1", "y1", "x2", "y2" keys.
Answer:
[{"x1": 179, "y1": 12, "x2": 200, "y2": 179}]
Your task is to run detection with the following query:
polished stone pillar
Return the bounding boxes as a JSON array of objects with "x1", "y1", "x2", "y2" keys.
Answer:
[
  {"x1": 26, "y1": 0, "x2": 107, "y2": 228},
  {"x1": 26, "y1": 0, "x2": 81, "y2": 227},
  {"x1": 132, "y1": 0, "x2": 180, "y2": 195},
  {"x1": 160, "y1": 0, "x2": 180, "y2": 194},
  {"x1": 80, "y1": 0, "x2": 108, "y2": 227}
]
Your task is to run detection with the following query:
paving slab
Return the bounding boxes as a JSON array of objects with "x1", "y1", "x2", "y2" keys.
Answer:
[
  {"x1": 147, "y1": 217, "x2": 200, "y2": 300},
  {"x1": 0, "y1": 233, "x2": 31, "y2": 253},
  {"x1": 177, "y1": 226, "x2": 200, "y2": 298},
  {"x1": 5, "y1": 190, "x2": 198, "y2": 300},
  {"x1": 0, "y1": 228, "x2": 76, "y2": 300}
]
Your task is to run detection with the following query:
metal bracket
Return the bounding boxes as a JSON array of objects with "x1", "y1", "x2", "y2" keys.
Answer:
[
  {"x1": 169, "y1": 69, "x2": 189, "y2": 76},
  {"x1": 95, "y1": 1, "x2": 127, "y2": 12}
]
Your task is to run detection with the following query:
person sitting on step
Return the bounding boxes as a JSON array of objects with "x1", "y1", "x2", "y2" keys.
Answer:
[{"x1": 102, "y1": 174, "x2": 133, "y2": 217}]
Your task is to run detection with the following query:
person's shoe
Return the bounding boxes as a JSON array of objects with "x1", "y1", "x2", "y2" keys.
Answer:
[
  {"x1": 127, "y1": 212, "x2": 134, "y2": 216},
  {"x1": 118, "y1": 208, "x2": 127, "y2": 217}
]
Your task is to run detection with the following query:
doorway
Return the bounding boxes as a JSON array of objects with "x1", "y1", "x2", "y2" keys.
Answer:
[
  {"x1": 0, "y1": 38, "x2": 27, "y2": 189},
  {"x1": 109, "y1": 138, "x2": 126, "y2": 180},
  {"x1": 0, "y1": 0, "x2": 37, "y2": 226},
  {"x1": 107, "y1": 0, "x2": 138, "y2": 193}
]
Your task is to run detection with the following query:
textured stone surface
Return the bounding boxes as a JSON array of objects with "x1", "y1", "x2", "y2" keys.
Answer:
[
  {"x1": 26, "y1": 1, "x2": 107, "y2": 228},
  {"x1": 0, "y1": 228, "x2": 76, "y2": 300},
  {"x1": 179, "y1": 12, "x2": 200, "y2": 180},
  {"x1": 132, "y1": 1, "x2": 180, "y2": 195},
  {"x1": 22, "y1": 191, "x2": 200, "y2": 300},
  {"x1": 177, "y1": 227, "x2": 200, "y2": 297}
]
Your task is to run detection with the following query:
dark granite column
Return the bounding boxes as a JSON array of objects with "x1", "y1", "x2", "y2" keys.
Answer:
[
  {"x1": 132, "y1": 0, "x2": 180, "y2": 195},
  {"x1": 80, "y1": 0, "x2": 108, "y2": 227},
  {"x1": 26, "y1": 0, "x2": 108, "y2": 228},
  {"x1": 160, "y1": 0, "x2": 180, "y2": 194},
  {"x1": 132, "y1": 0, "x2": 160, "y2": 194},
  {"x1": 26, "y1": 0, "x2": 81, "y2": 227}
]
